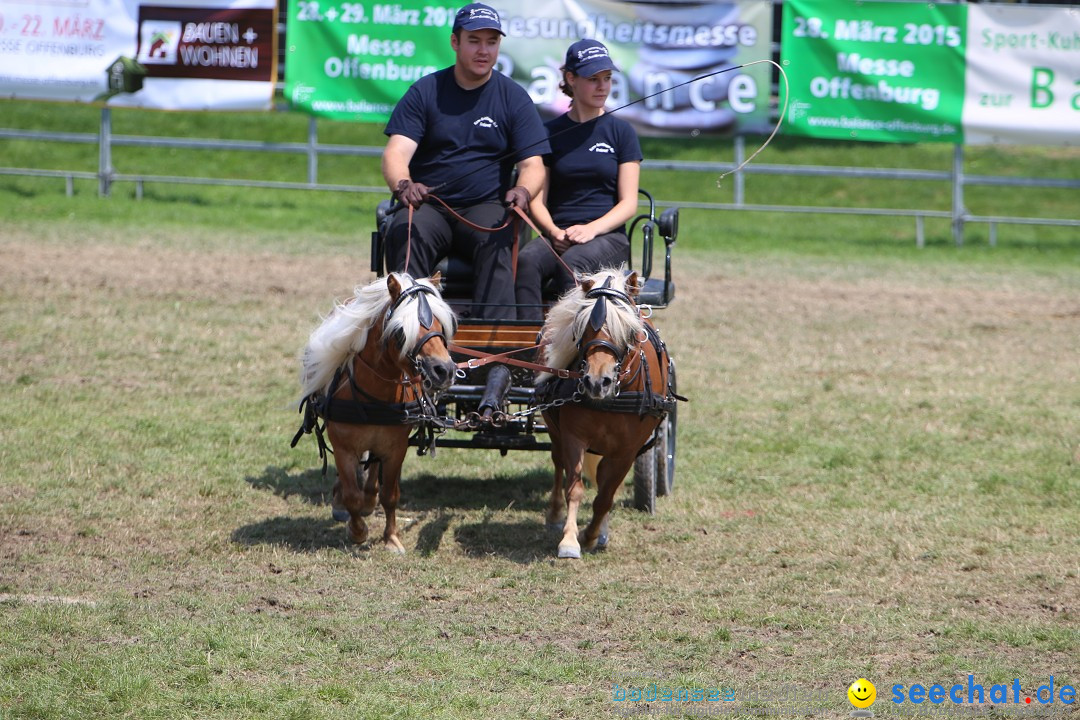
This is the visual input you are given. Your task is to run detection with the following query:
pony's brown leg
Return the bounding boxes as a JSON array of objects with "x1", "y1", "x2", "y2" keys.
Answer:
[
  {"x1": 547, "y1": 464, "x2": 566, "y2": 529},
  {"x1": 330, "y1": 479, "x2": 349, "y2": 522},
  {"x1": 358, "y1": 454, "x2": 380, "y2": 517},
  {"x1": 378, "y1": 457, "x2": 407, "y2": 554},
  {"x1": 546, "y1": 442, "x2": 566, "y2": 529},
  {"x1": 332, "y1": 449, "x2": 369, "y2": 545},
  {"x1": 557, "y1": 438, "x2": 588, "y2": 559},
  {"x1": 544, "y1": 412, "x2": 566, "y2": 529},
  {"x1": 581, "y1": 455, "x2": 635, "y2": 552}
]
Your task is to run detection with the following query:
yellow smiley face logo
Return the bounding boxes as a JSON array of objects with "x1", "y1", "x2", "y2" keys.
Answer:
[{"x1": 848, "y1": 678, "x2": 876, "y2": 709}]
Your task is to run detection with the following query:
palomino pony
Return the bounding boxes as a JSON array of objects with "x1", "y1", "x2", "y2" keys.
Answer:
[
  {"x1": 295, "y1": 272, "x2": 457, "y2": 552},
  {"x1": 537, "y1": 268, "x2": 677, "y2": 559}
]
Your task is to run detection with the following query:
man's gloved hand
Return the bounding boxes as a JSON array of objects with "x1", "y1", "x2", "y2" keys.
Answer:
[
  {"x1": 395, "y1": 179, "x2": 430, "y2": 208},
  {"x1": 503, "y1": 185, "x2": 531, "y2": 210}
]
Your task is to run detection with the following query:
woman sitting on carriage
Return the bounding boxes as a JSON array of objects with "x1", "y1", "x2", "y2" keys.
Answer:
[{"x1": 514, "y1": 39, "x2": 643, "y2": 321}]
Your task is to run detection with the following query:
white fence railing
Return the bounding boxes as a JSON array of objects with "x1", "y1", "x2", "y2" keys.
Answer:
[{"x1": 1, "y1": 107, "x2": 1078, "y2": 247}]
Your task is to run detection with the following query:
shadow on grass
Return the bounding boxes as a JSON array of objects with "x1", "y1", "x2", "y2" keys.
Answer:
[
  {"x1": 453, "y1": 516, "x2": 554, "y2": 564},
  {"x1": 245, "y1": 465, "x2": 334, "y2": 508},
  {"x1": 1, "y1": 181, "x2": 41, "y2": 199},
  {"x1": 240, "y1": 467, "x2": 557, "y2": 559},
  {"x1": 244, "y1": 466, "x2": 552, "y2": 513},
  {"x1": 141, "y1": 188, "x2": 213, "y2": 206},
  {"x1": 399, "y1": 468, "x2": 551, "y2": 513},
  {"x1": 231, "y1": 515, "x2": 351, "y2": 553},
  {"x1": 231, "y1": 511, "x2": 556, "y2": 561}
]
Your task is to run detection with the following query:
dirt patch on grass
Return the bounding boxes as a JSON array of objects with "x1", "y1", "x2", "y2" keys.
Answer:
[
  {"x1": 1, "y1": 233, "x2": 363, "y2": 303},
  {"x1": 4, "y1": 234, "x2": 1077, "y2": 325}
]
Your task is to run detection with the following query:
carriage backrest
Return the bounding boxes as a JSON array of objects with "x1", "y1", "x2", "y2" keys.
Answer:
[{"x1": 370, "y1": 191, "x2": 679, "y2": 310}]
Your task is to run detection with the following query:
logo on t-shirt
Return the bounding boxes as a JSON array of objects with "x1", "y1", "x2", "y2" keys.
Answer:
[
  {"x1": 473, "y1": 116, "x2": 499, "y2": 128},
  {"x1": 589, "y1": 142, "x2": 615, "y2": 153}
]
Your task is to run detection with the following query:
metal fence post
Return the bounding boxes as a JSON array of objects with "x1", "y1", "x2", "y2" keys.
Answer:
[
  {"x1": 734, "y1": 135, "x2": 745, "y2": 207},
  {"x1": 98, "y1": 107, "x2": 113, "y2": 197},
  {"x1": 307, "y1": 116, "x2": 318, "y2": 186},
  {"x1": 951, "y1": 143, "x2": 965, "y2": 247}
]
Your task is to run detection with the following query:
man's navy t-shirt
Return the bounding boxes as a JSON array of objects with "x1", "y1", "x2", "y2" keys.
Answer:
[
  {"x1": 542, "y1": 113, "x2": 642, "y2": 230},
  {"x1": 384, "y1": 68, "x2": 550, "y2": 207}
]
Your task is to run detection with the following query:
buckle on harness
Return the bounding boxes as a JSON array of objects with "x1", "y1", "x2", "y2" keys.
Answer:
[{"x1": 557, "y1": 369, "x2": 571, "y2": 378}]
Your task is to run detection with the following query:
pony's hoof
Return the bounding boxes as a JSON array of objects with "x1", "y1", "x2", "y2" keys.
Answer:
[
  {"x1": 595, "y1": 533, "x2": 609, "y2": 549},
  {"x1": 385, "y1": 540, "x2": 406, "y2": 555},
  {"x1": 579, "y1": 531, "x2": 599, "y2": 552},
  {"x1": 331, "y1": 507, "x2": 350, "y2": 523},
  {"x1": 545, "y1": 521, "x2": 565, "y2": 533},
  {"x1": 347, "y1": 520, "x2": 369, "y2": 545},
  {"x1": 557, "y1": 543, "x2": 581, "y2": 559}
]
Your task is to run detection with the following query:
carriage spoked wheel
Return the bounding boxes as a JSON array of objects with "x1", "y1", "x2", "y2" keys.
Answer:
[
  {"x1": 656, "y1": 364, "x2": 677, "y2": 497},
  {"x1": 632, "y1": 365, "x2": 677, "y2": 513},
  {"x1": 632, "y1": 446, "x2": 656, "y2": 514}
]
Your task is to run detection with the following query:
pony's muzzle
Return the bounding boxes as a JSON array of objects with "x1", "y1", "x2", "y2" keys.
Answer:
[
  {"x1": 581, "y1": 371, "x2": 617, "y2": 400},
  {"x1": 421, "y1": 357, "x2": 456, "y2": 392}
]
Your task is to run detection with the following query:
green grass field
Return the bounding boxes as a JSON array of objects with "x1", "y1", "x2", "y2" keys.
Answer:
[{"x1": 1, "y1": 100, "x2": 1078, "y2": 719}]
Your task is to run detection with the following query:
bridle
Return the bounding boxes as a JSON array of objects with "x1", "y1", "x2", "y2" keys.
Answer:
[
  {"x1": 382, "y1": 279, "x2": 453, "y2": 379},
  {"x1": 574, "y1": 278, "x2": 644, "y2": 394}
]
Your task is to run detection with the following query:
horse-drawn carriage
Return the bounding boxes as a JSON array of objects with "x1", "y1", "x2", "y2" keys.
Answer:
[{"x1": 294, "y1": 190, "x2": 682, "y2": 557}]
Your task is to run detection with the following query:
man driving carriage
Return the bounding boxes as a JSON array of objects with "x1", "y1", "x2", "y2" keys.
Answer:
[{"x1": 380, "y1": 2, "x2": 550, "y2": 323}]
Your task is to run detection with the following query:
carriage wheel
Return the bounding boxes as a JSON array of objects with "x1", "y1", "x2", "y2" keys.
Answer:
[
  {"x1": 654, "y1": 419, "x2": 671, "y2": 498},
  {"x1": 632, "y1": 445, "x2": 656, "y2": 515},
  {"x1": 656, "y1": 365, "x2": 677, "y2": 497}
]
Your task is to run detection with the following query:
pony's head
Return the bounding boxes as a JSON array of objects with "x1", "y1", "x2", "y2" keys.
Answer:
[
  {"x1": 539, "y1": 267, "x2": 643, "y2": 400},
  {"x1": 382, "y1": 272, "x2": 458, "y2": 393},
  {"x1": 300, "y1": 272, "x2": 457, "y2": 401}
]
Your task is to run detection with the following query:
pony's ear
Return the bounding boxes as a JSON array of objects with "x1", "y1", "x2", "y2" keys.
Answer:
[
  {"x1": 387, "y1": 273, "x2": 402, "y2": 301},
  {"x1": 626, "y1": 271, "x2": 639, "y2": 299},
  {"x1": 429, "y1": 271, "x2": 442, "y2": 290}
]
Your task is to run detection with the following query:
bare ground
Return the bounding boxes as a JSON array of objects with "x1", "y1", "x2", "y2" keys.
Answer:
[{"x1": 1, "y1": 230, "x2": 1078, "y2": 712}]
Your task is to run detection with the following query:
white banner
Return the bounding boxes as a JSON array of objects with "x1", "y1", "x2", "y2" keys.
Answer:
[
  {"x1": 963, "y1": 5, "x2": 1080, "y2": 145},
  {"x1": 0, "y1": 0, "x2": 276, "y2": 110}
]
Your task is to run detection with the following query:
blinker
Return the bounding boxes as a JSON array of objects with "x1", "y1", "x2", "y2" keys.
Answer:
[
  {"x1": 589, "y1": 293, "x2": 607, "y2": 332},
  {"x1": 588, "y1": 277, "x2": 612, "y2": 332},
  {"x1": 416, "y1": 292, "x2": 433, "y2": 330},
  {"x1": 385, "y1": 279, "x2": 436, "y2": 330}
]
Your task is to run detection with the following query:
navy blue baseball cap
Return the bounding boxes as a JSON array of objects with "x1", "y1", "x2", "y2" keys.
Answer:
[
  {"x1": 453, "y1": 3, "x2": 505, "y2": 35},
  {"x1": 565, "y1": 39, "x2": 618, "y2": 77}
]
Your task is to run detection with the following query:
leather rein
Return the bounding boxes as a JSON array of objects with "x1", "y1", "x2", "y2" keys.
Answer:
[{"x1": 400, "y1": 193, "x2": 577, "y2": 289}]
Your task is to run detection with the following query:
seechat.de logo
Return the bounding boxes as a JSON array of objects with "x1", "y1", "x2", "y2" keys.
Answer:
[{"x1": 891, "y1": 675, "x2": 1076, "y2": 707}]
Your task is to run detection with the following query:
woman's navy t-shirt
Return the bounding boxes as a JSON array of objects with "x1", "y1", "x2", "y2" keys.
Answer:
[
  {"x1": 542, "y1": 113, "x2": 642, "y2": 229},
  {"x1": 384, "y1": 68, "x2": 550, "y2": 206}
]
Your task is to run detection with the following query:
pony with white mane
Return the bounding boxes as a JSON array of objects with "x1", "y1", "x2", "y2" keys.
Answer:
[
  {"x1": 295, "y1": 272, "x2": 457, "y2": 552},
  {"x1": 538, "y1": 269, "x2": 646, "y2": 391},
  {"x1": 300, "y1": 273, "x2": 456, "y2": 400},
  {"x1": 537, "y1": 267, "x2": 676, "y2": 559}
]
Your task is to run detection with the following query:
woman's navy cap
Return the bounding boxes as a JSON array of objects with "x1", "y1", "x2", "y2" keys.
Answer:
[
  {"x1": 452, "y1": 3, "x2": 506, "y2": 35},
  {"x1": 565, "y1": 39, "x2": 618, "y2": 76}
]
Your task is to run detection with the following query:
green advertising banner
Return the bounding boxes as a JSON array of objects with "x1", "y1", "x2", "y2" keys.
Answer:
[
  {"x1": 781, "y1": 0, "x2": 968, "y2": 143},
  {"x1": 284, "y1": 0, "x2": 451, "y2": 122},
  {"x1": 284, "y1": 0, "x2": 775, "y2": 136}
]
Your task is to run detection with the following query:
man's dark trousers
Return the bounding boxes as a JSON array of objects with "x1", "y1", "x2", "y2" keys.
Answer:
[{"x1": 386, "y1": 201, "x2": 515, "y2": 321}]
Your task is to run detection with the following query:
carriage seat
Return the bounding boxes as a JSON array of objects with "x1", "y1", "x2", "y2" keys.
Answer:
[{"x1": 371, "y1": 192, "x2": 679, "y2": 309}]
